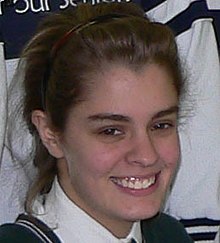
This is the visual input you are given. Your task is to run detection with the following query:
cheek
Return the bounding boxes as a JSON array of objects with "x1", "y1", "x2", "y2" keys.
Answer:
[
  {"x1": 67, "y1": 143, "x2": 124, "y2": 177},
  {"x1": 84, "y1": 145, "x2": 126, "y2": 175},
  {"x1": 89, "y1": 139, "x2": 138, "y2": 173},
  {"x1": 158, "y1": 135, "x2": 180, "y2": 168}
]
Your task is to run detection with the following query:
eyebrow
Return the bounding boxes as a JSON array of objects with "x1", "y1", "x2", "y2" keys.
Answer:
[
  {"x1": 87, "y1": 106, "x2": 179, "y2": 123},
  {"x1": 152, "y1": 106, "x2": 179, "y2": 119},
  {"x1": 88, "y1": 113, "x2": 131, "y2": 122}
]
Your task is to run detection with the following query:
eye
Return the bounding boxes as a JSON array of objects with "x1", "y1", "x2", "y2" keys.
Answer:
[
  {"x1": 100, "y1": 127, "x2": 123, "y2": 136},
  {"x1": 151, "y1": 121, "x2": 175, "y2": 131}
]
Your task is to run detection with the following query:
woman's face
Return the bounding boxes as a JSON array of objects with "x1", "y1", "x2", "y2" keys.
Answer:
[{"x1": 57, "y1": 63, "x2": 180, "y2": 235}]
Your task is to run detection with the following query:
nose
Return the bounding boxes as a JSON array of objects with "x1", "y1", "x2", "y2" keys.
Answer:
[{"x1": 125, "y1": 134, "x2": 159, "y2": 167}]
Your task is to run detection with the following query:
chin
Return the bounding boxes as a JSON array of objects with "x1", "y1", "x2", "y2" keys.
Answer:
[{"x1": 121, "y1": 203, "x2": 161, "y2": 222}]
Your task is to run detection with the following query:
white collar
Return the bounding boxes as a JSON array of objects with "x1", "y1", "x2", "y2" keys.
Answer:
[{"x1": 33, "y1": 178, "x2": 143, "y2": 243}]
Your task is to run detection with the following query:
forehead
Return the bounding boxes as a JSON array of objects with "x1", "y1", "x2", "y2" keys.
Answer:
[
  {"x1": 90, "y1": 63, "x2": 176, "y2": 102},
  {"x1": 67, "y1": 63, "x2": 178, "y2": 121}
]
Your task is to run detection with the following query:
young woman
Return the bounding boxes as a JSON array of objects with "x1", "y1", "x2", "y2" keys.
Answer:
[{"x1": 0, "y1": 2, "x2": 193, "y2": 242}]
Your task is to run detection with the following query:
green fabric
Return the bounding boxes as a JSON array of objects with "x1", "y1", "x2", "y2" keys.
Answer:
[
  {"x1": 0, "y1": 213, "x2": 193, "y2": 242},
  {"x1": 142, "y1": 213, "x2": 194, "y2": 243},
  {"x1": 0, "y1": 223, "x2": 42, "y2": 243}
]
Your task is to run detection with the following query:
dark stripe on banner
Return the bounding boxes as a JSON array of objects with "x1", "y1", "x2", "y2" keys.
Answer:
[
  {"x1": 1, "y1": 0, "x2": 219, "y2": 58},
  {"x1": 180, "y1": 218, "x2": 220, "y2": 227},
  {"x1": 210, "y1": 10, "x2": 220, "y2": 51},
  {"x1": 180, "y1": 218, "x2": 220, "y2": 242},
  {"x1": 165, "y1": 0, "x2": 220, "y2": 51},
  {"x1": 166, "y1": 0, "x2": 209, "y2": 35},
  {"x1": 190, "y1": 232, "x2": 217, "y2": 241},
  {"x1": 139, "y1": 0, "x2": 166, "y2": 12}
]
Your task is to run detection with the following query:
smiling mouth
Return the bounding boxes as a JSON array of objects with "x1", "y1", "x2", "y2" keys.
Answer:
[{"x1": 110, "y1": 175, "x2": 157, "y2": 190}]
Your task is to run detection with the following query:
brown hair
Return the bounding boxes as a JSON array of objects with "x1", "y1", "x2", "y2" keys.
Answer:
[{"x1": 21, "y1": 2, "x2": 184, "y2": 212}]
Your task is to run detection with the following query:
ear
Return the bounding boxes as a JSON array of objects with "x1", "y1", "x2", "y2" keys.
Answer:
[{"x1": 31, "y1": 110, "x2": 64, "y2": 159}]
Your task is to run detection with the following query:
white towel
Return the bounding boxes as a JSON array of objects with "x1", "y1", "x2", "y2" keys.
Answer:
[
  {"x1": 0, "y1": 42, "x2": 7, "y2": 165},
  {"x1": 206, "y1": 0, "x2": 220, "y2": 9},
  {"x1": 164, "y1": 18, "x2": 220, "y2": 220},
  {"x1": 0, "y1": 58, "x2": 36, "y2": 224},
  {"x1": 214, "y1": 229, "x2": 220, "y2": 243}
]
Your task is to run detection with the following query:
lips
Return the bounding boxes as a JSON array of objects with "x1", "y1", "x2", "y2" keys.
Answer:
[{"x1": 110, "y1": 175, "x2": 157, "y2": 190}]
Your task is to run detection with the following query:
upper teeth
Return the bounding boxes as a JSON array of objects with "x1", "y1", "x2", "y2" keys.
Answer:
[{"x1": 112, "y1": 176, "x2": 156, "y2": 189}]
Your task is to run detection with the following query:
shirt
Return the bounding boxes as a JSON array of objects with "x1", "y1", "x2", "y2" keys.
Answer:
[{"x1": 33, "y1": 178, "x2": 143, "y2": 243}]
